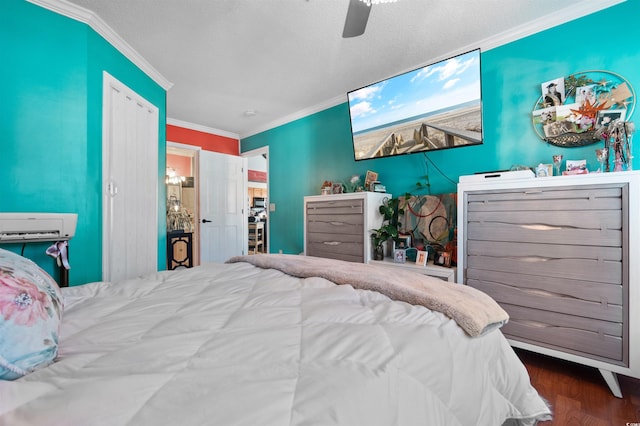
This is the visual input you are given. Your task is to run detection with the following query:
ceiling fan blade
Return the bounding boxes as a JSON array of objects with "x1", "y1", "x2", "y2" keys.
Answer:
[{"x1": 342, "y1": 0, "x2": 372, "y2": 38}]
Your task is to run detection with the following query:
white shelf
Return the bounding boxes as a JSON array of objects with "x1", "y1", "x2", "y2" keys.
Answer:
[{"x1": 369, "y1": 258, "x2": 456, "y2": 282}]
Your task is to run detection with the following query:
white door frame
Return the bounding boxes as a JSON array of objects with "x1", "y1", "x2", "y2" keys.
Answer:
[
  {"x1": 167, "y1": 141, "x2": 201, "y2": 265},
  {"x1": 102, "y1": 71, "x2": 159, "y2": 282},
  {"x1": 167, "y1": 141, "x2": 201, "y2": 152},
  {"x1": 242, "y1": 146, "x2": 269, "y2": 253}
]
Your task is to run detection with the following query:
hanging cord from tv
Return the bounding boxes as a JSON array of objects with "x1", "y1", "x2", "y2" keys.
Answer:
[
  {"x1": 407, "y1": 153, "x2": 456, "y2": 220},
  {"x1": 423, "y1": 152, "x2": 457, "y2": 187},
  {"x1": 405, "y1": 153, "x2": 457, "y2": 243}
]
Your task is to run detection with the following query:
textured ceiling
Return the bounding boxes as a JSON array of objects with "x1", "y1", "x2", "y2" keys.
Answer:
[{"x1": 61, "y1": 0, "x2": 623, "y2": 138}]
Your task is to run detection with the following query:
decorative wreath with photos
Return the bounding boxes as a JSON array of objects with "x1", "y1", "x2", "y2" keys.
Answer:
[{"x1": 531, "y1": 70, "x2": 635, "y2": 147}]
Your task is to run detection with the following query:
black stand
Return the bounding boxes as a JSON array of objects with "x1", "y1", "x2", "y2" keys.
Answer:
[
  {"x1": 59, "y1": 245, "x2": 69, "y2": 287},
  {"x1": 167, "y1": 231, "x2": 193, "y2": 270}
]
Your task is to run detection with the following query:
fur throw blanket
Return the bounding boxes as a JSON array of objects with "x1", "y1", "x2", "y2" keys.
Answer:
[{"x1": 226, "y1": 254, "x2": 508, "y2": 337}]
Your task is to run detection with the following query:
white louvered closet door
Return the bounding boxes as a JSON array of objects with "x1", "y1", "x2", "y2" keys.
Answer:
[{"x1": 102, "y1": 72, "x2": 159, "y2": 282}]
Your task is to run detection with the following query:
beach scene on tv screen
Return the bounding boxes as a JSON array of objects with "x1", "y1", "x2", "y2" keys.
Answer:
[{"x1": 349, "y1": 49, "x2": 482, "y2": 160}]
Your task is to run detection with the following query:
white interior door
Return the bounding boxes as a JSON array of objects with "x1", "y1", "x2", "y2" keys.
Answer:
[
  {"x1": 199, "y1": 151, "x2": 247, "y2": 263},
  {"x1": 243, "y1": 146, "x2": 269, "y2": 253},
  {"x1": 102, "y1": 72, "x2": 159, "y2": 282}
]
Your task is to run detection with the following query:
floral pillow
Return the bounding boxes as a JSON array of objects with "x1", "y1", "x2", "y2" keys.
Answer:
[{"x1": 0, "y1": 248, "x2": 63, "y2": 380}]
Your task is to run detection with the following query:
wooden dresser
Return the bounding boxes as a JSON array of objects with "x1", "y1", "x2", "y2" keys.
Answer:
[
  {"x1": 457, "y1": 171, "x2": 640, "y2": 397},
  {"x1": 304, "y1": 192, "x2": 390, "y2": 263}
]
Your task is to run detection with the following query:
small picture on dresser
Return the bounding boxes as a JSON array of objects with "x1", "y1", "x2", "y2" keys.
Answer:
[
  {"x1": 365, "y1": 170, "x2": 378, "y2": 191},
  {"x1": 416, "y1": 250, "x2": 428, "y2": 266},
  {"x1": 434, "y1": 250, "x2": 452, "y2": 267},
  {"x1": 394, "y1": 249, "x2": 406, "y2": 264},
  {"x1": 394, "y1": 235, "x2": 411, "y2": 250}
]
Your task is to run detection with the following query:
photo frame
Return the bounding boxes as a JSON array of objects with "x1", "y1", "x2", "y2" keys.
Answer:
[
  {"x1": 434, "y1": 250, "x2": 452, "y2": 267},
  {"x1": 554, "y1": 103, "x2": 580, "y2": 121},
  {"x1": 564, "y1": 159, "x2": 588, "y2": 175},
  {"x1": 540, "y1": 77, "x2": 565, "y2": 106},
  {"x1": 364, "y1": 170, "x2": 378, "y2": 191},
  {"x1": 394, "y1": 249, "x2": 406, "y2": 264},
  {"x1": 596, "y1": 109, "x2": 626, "y2": 128},
  {"x1": 416, "y1": 250, "x2": 428, "y2": 266},
  {"x1": 532, "y1": 106, "x2": 556, "y2": 125},
  {"x1": 394, "y1": 234, "x2": 411, "y2": 251},
  {"x1": 535, "y1": 163, "x2": 553, "y2": 177},
  {"x1": 543, "y1": 120, "x2": 574, "y2": 138},
  {"x1": 575, "y1": 84, "x2": 596, "y2": 105}
]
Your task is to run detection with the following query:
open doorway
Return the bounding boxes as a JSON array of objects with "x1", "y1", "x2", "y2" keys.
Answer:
[
  {"x1": 166, "y1": 143, "x2": 199, "y2": 267},
  {"x1": 243, "y1": 147, "x2": 269, "y2": 254}
]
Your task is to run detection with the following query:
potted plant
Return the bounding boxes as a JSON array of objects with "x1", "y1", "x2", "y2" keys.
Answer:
[
  {"x1": 370, "y1": 196, "x2": 405, "y2": 260},
  {"x1": 371, "y1": 223, "x2": 398, "y2": 260}
]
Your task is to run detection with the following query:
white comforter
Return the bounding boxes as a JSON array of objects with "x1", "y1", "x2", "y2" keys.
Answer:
[{"x1": 0, "y1": 262, "x2": 551, "y2": 425}]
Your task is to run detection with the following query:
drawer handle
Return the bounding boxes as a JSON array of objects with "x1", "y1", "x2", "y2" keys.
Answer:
[
  {"x1": 521, "y1": 224, "x2": 561, "y2": 231},
  {"x1": 323, "y1": 241, "x2": 341, "y2": 246}
]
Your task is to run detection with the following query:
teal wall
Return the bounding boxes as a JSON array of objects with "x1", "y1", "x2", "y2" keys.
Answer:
[
  {"x1": 242, "y1": 1, "x2": 640, "y2": 255},
  {"x1": 1, "y1": 0, "x2": 167, "y2": 285}
]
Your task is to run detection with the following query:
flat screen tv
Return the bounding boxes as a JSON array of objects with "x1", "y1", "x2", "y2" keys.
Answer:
[{"x1": 347, "y1": 49, "x2": 482, "y2": 161}]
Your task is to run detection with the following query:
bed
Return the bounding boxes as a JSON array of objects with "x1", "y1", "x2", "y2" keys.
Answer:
[{"x1": 0, "y1": 253, "x2": 551, "y2": 425}]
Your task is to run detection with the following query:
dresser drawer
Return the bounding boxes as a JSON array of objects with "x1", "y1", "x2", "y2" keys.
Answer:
[
  {"x1": 306, "y1": 213, "x2": 364, "y2": 235},
  {"x1": 306, "y1": 199, "x2": 364, "y2": 215},
  {"x1": 501, "y1": 303, "x2": 623, "y2": 363},
  {"x1": 466, "y1": 240, "x2": 622, "y2": 286},
  {"x1": 307, "y1": 233, "x2": 364, "y2": 263},
  {"x1": 466, "y1": 186, "x2": 623, "y2": 248},
  {"x1": 467, "y1": 271, "x2": 623, "y2": 322},
  {"x1": 466, "y1": 186, "x2": 622, "y2": 213}
]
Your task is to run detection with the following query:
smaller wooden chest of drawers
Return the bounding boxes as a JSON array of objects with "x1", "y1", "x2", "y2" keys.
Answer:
[{"x1": 304, "y1": 192, "x2": 390, "y2": 263}]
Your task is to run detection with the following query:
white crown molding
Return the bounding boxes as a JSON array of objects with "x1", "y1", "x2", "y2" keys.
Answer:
[
  {"x1": 241, "y1": 0, "x2": 626, "y2": 139},
  {"x1": 167, "y1": 117, "x2": 240, "y2": 140},
  {"x1": 240, "y1": 95, "x2": 346, "y2": 139},
  {"x1": 477, "y1": 0, "x2": 626, "y2": 52},
  {"x1": 26, "y1": 0, "x2": 173, "y2": 90},
  {"x1": 25, "y1": 0, "x2": 625, "y2": 139}
]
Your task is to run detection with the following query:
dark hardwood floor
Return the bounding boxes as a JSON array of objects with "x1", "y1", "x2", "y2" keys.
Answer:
[{"x1": 515, "y1": 349, "x2": 640, "y2": 425}]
